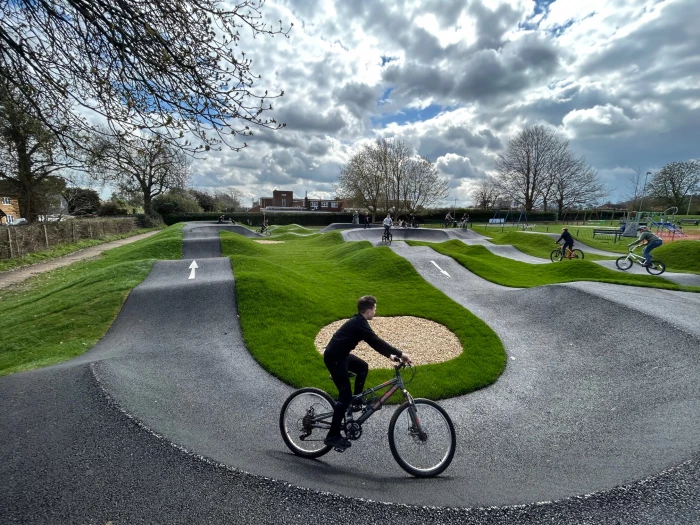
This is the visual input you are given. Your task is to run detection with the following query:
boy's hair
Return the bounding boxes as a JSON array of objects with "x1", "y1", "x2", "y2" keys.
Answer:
[{"x1": 357, "y1": 295, "x2": 377, "y2": 314}]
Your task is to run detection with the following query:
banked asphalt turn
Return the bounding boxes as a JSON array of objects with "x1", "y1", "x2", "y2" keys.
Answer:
[{"x1": 1, "y1": 222, "x2": 699, "y2": 523}]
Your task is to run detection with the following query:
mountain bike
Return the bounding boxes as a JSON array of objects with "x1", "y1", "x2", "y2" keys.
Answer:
[
  {"x1": 279, "y1": 360, "x2": 456, "y2": 477},
  {"x1": 381, "y1": 228, "x2": 393, "y2": 243},
  {"x1": 615, "y1": 245, "x2": 666, "y2": 275},
  {"x1": 550, "y1": 244, "x2": 584, "y2": 262},
  {"x1": 257, "y1": 225, "x2": 271, "y2": 236}
]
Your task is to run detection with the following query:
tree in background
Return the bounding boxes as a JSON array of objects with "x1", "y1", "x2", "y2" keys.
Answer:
[
  {"x1": 471, "y1": 177, "x2": 501, "y2": 209},
  {"x1": 495, "y1": 125, "x2": 566, "y2": 212},
  {"x1": 2, "y1": 0, "x2": 289, "y2": 155},
  {"x1": 89, "y1": 132, "x2": 191, "y2": 220},
  {"x1": 63, "y1": 188, "x2": 101, "y2": 216},
  {"x1": 647, "y1": 161, "x2": 700, "y2": 212},
  {"x1": 0, "y1": 78, "x2": 81, "y2": 222},
  {"x1": 336, "y1": 138, "x2": 448, "y2": 219},
  {"x1": 189, "y1": 189, "x2": 219, "y2": 212},
  {"x1": 548, "y1": 150, "x2": 606, "y2": 218},
  {"x1": 152, "y1": 190, "x2": 203, "y2": 216},
  {"x1": 495, "y1": 125, "x2": 604, "y2": 216},
  {"x1": 214, "y1": 188, "x2": 245, "y2": 212}
]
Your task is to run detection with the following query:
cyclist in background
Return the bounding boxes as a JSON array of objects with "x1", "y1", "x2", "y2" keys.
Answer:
[
  {"x1": 555, "y1": 227, "x2": 575, "y2": 258},
  {"x1": 628, "y1": 225, "x2": 663, "y2": 266},
  {"x1": 323, "y1": 296, "x2": 411, "y2": 450},
  {"x1": 382, "y1": 213, "x2": 393, "y2": 238}
]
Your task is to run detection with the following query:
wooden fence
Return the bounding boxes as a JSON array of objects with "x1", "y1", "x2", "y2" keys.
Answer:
[{"x1": 0, "y1": 218, "x2": 139, "y2": 259}]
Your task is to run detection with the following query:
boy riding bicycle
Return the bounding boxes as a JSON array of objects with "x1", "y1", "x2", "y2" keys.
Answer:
[
  {"x1": 323, "y1": 296, "x2": 411, "y2": 450},
  {"x1": 555, "y1": 227, "x2": 575, "y2": 258},
  {"x1": 628, "y1": 225, "x2": 662, "y2": 266}
]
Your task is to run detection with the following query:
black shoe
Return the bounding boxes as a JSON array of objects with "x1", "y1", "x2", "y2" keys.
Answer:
[
  {"x1": 324, "y1": 435, "x2": 351, "y2": 449},
  {"x1": 642, "y1": 262, "x2": 651, "y2": 267}
]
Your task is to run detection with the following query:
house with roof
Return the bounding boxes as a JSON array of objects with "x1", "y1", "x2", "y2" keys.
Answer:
[
  {"x1": 0, "y1": 183, "x2": 21, "y2": 224},
  {"x1": 249, "y1": 190, "x2": 345, "y2": 213}
]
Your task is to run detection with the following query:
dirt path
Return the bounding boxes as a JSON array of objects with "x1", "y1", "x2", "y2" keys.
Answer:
[{"x1": 0, "y1": 230, "x2": 161, "y2": 290}]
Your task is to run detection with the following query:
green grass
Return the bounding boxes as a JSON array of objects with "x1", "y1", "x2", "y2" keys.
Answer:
[
  {"x1": 221, "y1": 230, "x2": 507, "y2": 401},
  {"x1": 406, "y1": 239, "x2": 700, "y2": 292},
  {"x1": 0, "y1": 225, "x2": 183, "y2": 376},
  {"x1": 0, "y1": 227, "x2": 163, "y2": 273}
]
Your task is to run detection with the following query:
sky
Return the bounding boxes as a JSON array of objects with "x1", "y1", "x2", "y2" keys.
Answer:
[{"x1": 189, "y1": 0, "x2": 700, "y2": 209}]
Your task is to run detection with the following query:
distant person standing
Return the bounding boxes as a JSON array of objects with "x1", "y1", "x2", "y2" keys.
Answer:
[
  {"x1": 628, "y1": 225, "x2": 663, "y2": 266},
  {"x1": 364, "y1": 213, "x2": 370, "y2": 229},
  {"x1": 353, "y1": 211, "x2": 359, "y2": 225}
]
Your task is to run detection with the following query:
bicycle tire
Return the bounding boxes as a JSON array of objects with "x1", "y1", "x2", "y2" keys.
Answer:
[
  {"x1": 279, "y1": 387, "x2": 334, "y2": 458},
  {"x1": 571, "y1": 249, "x2": 584, "y2": 260},
  {"x1": 550, "y1": 249, "x2": 563, "y2": 262},
  {"x1": 388, "y1": 399, "x2": 456, "y2": 478},
  {"x1": 616, "y1": 256, "x2": 633, "y2": 270},
  {"x1": 262, "y1": 229, "x2": 271, "y2": 237},
  {"x1": 646, "y1": 260, "x2": 666, "y2": 275}
]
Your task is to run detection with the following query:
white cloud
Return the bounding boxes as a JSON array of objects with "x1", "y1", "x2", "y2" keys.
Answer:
[{"x1": 183, "y1": 0, "x2": 700, "y2": 206}]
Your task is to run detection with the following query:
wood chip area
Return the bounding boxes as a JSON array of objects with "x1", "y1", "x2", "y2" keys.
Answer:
[
  {"x1": 254, "y1": 240, "x2": 285, "y2": 244},
  {"x1": 314, "y1": 316, "x2": 462, "y2": 369}
]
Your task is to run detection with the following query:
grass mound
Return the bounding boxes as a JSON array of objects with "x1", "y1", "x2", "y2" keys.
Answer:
[{"x1": 220, "y1": 231, "x2": 507, "y2": 400}]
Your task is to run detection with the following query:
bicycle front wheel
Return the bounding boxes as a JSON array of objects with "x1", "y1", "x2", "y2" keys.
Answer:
[
  {"x1": 646, "y1": 260, "x2": 666, "y2": 275},
  {"x1": 279, "y1": 388, "x2": 334, "y2": 458},
  {"x1": 550, "y1": 249, "x2": 562, "y2": 262},
  {"x1": 616, "y1": 256, "x2": 633, "y2": 270},
  {"x1": 388, "y1": 399, "x2": 456, "y2": 477},
  {"x1": 571, "y1": 249, "x2": 584, "y2": 260}
]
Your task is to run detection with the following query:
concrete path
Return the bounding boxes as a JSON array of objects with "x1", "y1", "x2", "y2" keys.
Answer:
[{"x1": 2, "y1": 223, "x2": 699, "y2": 524}]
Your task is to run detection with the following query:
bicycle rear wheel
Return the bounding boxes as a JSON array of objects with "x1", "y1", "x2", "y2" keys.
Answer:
[
  {"x1": 571, "y1": 249, "x2": 584, "y2": 260},
  {"x1": 279, "y1": 388, "x2": 334, "y2": 458},
  {"x1": 388, "y1": 399, "x2": 456, "y2": 477},
  {"x1": 646, "y1": 260, "x2": 666, "y2": 275},
  {"x1": 550, "y1": 249, "x2": 562, "y2": 262},
  {"x1": 616, "y1": 256, "x2": 633, "y2": 270}
]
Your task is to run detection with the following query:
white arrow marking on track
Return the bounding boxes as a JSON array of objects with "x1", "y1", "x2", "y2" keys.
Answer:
[
  {"x1": 430, "y1": 260, "x2": 450, "y2": 277},
  {"x1": 188, "y1": 260, "x2": 198, "y2": 280}
]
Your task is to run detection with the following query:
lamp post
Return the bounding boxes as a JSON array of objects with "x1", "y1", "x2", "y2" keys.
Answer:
[{"x1": 638, "y1": 171, "x2": 651, "y2": 216}]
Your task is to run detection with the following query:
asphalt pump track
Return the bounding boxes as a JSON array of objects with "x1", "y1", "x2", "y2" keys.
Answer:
[{"x1": 2, "y1": 222, "x2": 699, "y2": 523}]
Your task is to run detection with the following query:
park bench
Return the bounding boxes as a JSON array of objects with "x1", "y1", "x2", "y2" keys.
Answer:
[
  {"x1": 592, "y1": 228, "x2": 622, "y2": 242},
  {"x1": 679, "y1": 219, "x2": 699, "y2": 225}
]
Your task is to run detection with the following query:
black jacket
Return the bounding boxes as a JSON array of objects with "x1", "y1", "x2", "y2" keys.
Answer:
[
  {"x1": 324, "y1": 313, "x2": 401, "y2": 360},
  {"x1": 556, "y1": 231, "x2": 574, "y2": 244}
]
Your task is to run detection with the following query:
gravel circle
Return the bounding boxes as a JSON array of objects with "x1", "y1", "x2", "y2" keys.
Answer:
[{"x1": 314, "y1": 316, "x2": 462, "y2": 368}]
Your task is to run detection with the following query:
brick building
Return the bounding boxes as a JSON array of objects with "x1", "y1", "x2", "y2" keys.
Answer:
[{"x1": 250, "y1": 190, "x2": 344, "y2": 213}]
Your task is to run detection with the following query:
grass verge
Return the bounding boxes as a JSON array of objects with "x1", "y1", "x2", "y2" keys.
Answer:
[
  {"x1": 0, "y1": 225, "x2": 183, "y2": 376},
  {"x1": 221, "y1": 230, "x2": 507, "y2": 401}
]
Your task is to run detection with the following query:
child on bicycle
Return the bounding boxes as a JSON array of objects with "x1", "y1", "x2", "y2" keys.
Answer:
[
  {"x1": 323, "y1": 295, "x2": 411, "y2": 450},
  {"x1": 382, "y1": 213, "x2": 393, "y2": 238},
  {"x1": 628, "y1": 225, "x2": 663, "y2": 266},
  {"x1": 555, "y1": 228, "x2": 575, "y2": 257}
]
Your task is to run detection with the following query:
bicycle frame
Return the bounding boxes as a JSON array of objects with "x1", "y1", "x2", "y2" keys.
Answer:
[{"x1": 306, "y1": 364, "x2": 411, "y2": 432}]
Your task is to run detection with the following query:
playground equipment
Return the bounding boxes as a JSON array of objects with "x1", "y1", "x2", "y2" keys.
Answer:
[
  {"x1": 619, "y1": 209, "x2": 687, "y2": 238},
  {"x1": 489, "y1": 208, "x2": 529, "y2": 227}
]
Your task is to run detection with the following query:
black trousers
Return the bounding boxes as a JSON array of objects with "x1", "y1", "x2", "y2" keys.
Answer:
[{"x1": 324, "y1": 353, "x2": 369, "y2": 436}]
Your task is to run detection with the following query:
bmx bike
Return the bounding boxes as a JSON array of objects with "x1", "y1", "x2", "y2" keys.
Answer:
[
  {"x1": 381, "y1": 228, "x2": 393, "y2": 243},
  {"x1": 550, "y1": 244, "x2": 584, "y2": 262},
  {"x1": 279, "y1": 360, "x2": 456, "y2": 477},
  {"x1": 615, "y1": 246, "x2": 666, "y2": 275}
]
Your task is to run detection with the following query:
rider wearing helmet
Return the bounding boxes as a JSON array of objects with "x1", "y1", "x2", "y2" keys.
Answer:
[
  {"x1": 628, "y1": 225, "x2": 663, "y2": 266},
  {"x1": 555, "y1": 228, "x2": 575, "y2": 258}
]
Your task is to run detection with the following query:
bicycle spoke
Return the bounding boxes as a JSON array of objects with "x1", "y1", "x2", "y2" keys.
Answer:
[
  {"x1": 279, "y1": 388, "x2": 334, "y2": 458},
  {"x1": 389, "y1": 400, "x2": 455, "y2": 477}
]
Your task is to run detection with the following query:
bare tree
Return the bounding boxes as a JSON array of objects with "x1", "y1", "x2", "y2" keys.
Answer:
[
  {"x1": 647, "y1": 161, "x2": 700, "y2": 211},
  {"x1": 1, "y1": 0, "x2": 290, "y2": 155},
  {"x1": 336, "y1": 147, "x2": 385, "y2": 220},
  {"x1": 550, "y1": 151, "x2": 607, "y2": 217},
  {"x1": 495, "y1": 125, "x2": 566, "y2": 211},
  {"x1": 400, "y1": 157, "x2": 449, "y2": 214},
  {"x1": 90, "y1": 133, "x2": 191, "y2": 218},
  {"x1": 471, "y1": 177, "x2": 501, "y2": 209},
  {"x1": 336, "y1": 139, "x2": 448, "y2": 218}
]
